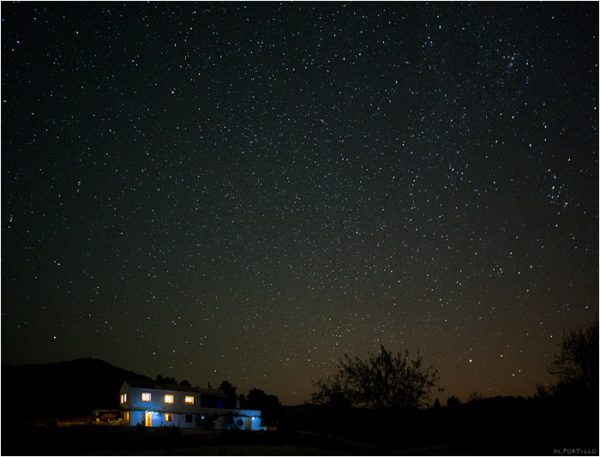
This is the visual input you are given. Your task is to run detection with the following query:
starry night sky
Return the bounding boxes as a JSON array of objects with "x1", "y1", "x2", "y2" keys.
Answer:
[{"x1": 2, "y1": 2, "x2": 598, "y2": 405}]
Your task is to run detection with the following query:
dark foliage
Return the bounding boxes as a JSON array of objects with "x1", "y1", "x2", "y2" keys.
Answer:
[
  {"x1": 246, "y1": 388, "x2": 282, "y2": 427},
  {"x1": 312, "y1": 345, "x2": 438, "y2": 409},
  {"x1": 218, "y1": 380, "x2": 237, "y2": 400},
  {"x1": 549, "y1": 323, "x2": 598, "y2": 399},
  {"x1": 446, "y1": 395, "x2": 461, "y2": 409},
  {"x1": 280, "y1": 394, "x2": 598, "y2": 454},
  {"x1": 155, "y1": 374, "x2": 177, "y2": 385}
]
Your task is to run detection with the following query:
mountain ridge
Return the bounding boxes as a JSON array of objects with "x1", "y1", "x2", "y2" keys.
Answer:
[{"x1": 2, "y1": 357, "x2": 153, "y2": 420}]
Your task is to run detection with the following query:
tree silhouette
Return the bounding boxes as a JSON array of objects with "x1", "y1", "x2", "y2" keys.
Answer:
[
  {"x1": 446, "y1": 395, "x2": 461, "y2": 409},
  {"x1": 312, "y1": 345, "x2": 438, "y2": 409},
  {"x1": 549, "y1": 323, "x2": 598, "y2": 396},
  {"x1": 218, "y1": 380, "x2": 238, "y2": 407},
  {"x1": 468, "y1": 392, "x2": 483, "y2": 403},
  {"x1": 247, "y1": 388, "x2": 282, "y2": 426},
  {"x1": 219, "y1": 380, "x2": 237, "y2": 399},
  {"x1": 155, "y1": 374, "x2": 177, "y2": 385}
]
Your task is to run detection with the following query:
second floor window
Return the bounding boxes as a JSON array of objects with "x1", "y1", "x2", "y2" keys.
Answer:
[
  {"x1": 164, "y1": 394, "x2": 174, "y2": 404},
  {"x1": 142, "y1": 392, "x2": 151, "y2": 402},
  {"x1": 184, "y1": 396, "x2": 194, "y2": 404},
  {"x1": 120, "y1": 393, "x2": 127, "y2": 404}
]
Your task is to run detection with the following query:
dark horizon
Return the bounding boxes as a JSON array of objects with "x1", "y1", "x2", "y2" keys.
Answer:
[{"x1": 2, "y1": 2, "x2": 598, "y2": 406}]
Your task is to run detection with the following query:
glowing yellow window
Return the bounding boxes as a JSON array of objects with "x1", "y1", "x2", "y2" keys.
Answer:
[
  {"x1": 120, "y1": 393, "x2": 127, "y2": 404},
  {"x1": 165, "y1": 413, "x2": 173, "y2": 422},
  {"x1": 184, "y1": 396, "x2": 195, "y2": 404},
  {"x1": 141, "y1": 392, "x2": 151, "y2": 402},
  {"x1": 164, "y1": 394, "x2": 174, "y2": 404}
]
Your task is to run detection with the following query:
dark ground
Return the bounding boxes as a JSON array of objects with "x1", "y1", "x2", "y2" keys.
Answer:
[
  {"x1": 2, "y1": 396, "x2": 598, "y2": 456},
  {"x1": 2, "y1": 359, "x2": 597, "y2": 455}
]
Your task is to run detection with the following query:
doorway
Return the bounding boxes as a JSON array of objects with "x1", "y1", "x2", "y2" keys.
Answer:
[{"x1": 145, "y1": 411, "x2": 152, "y2": 427}]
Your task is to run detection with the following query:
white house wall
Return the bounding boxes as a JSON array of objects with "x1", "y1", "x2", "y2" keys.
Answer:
[
  {"x1": 120, "y1": 385, "x2": 201, "y2": 414},
  {"x1": 119, "y1": 382, "x2": 262, "y2": 430},
  {"x1": 124, "y1": 411, "x2": 196, "y2": 428},
  {"x1": 127, "y1": 410, "x2": 144, "y2": 427}
]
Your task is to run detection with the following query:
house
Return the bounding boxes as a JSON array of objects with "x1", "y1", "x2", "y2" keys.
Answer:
[{"x1": 119, "y1": 381, "x2": 262, "y2": 430}]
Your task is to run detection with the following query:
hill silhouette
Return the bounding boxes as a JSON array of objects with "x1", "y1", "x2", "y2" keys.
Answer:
[{"x1": 2, "y1": 358, "x2": 152, "y2": 420}]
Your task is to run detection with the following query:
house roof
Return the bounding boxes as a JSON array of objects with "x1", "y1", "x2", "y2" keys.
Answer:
[
  {"x1": 123, "y1": 380, "x2": 226, "y2": 396},
  {"x1": 197, "y1": 388, "x2": 227, "y2": 397}
]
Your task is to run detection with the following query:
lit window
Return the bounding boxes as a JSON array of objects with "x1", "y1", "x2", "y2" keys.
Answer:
[
  {"x1": 164, "y1": 394, "x2": 174, "y2": 404},
  {"x1": 120, "y1": 393, "x2": 127, "y2": 404},
  {"x1": 165, "y1": 413, "x2": 172, "y2": 422},
  {"x1": 184, "y1": 396, "x2": 195, "y2": 404},
  {"x1": 142, "y1": 392, "x2": 151, "y2": 402}
]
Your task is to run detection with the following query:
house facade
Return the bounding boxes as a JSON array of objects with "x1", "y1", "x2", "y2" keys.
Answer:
[{"x1": 119, "y1": 381, "x2": 262, "y2": 430}]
